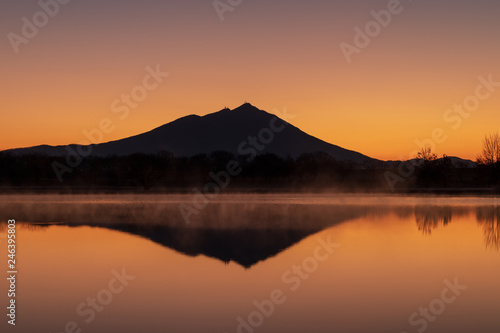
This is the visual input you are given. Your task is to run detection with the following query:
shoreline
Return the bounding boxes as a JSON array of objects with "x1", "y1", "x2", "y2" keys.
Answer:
[{"x1": 0, "y1": 186, "x2": 498, "y2": 196}]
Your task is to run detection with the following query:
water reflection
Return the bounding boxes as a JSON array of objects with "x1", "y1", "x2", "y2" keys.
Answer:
[
  {"x1": 410, "y1": 205, "x2": 500, "y2": 250},
  {"x1": 414, "y1": 206, "x2": 454, "y2": 234},
  {"x1": 101, "y1": 225, "x2": 317, "y2": 268},
  {"x1": 476, "y1": 206, "x2": 500, "y2": 250},
  {"x1": 2, "y1": 196, "x2": 498, "y2": 268},
  {"x1": 1, "y1": 195, "x2": 499, "y2": 333}
]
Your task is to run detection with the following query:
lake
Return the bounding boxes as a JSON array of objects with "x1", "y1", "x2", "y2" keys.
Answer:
[{"x1": 1, "y1": 194, "x2": 499, "y2": 333}]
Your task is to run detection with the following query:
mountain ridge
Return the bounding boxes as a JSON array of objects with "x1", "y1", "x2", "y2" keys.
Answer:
[{"x1": 3, "y1": 103, "x2": 376, "y2": 163}]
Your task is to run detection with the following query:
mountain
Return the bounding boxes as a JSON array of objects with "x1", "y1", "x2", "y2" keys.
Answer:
[
  {"x1": 384, "y1": 156, "x2": 477, "y2": 169},
  {"x1": 3, "y1": 103, "x2": 375, "y2": 163},
  {"x1": 445, "y1": 156, "x2": 476, "y2": 168},
  {"x1": 1, "y1": 200, "x2": 378, "y2": 267}
]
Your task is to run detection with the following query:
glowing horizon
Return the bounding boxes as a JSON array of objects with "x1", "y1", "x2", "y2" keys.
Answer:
[{"x1": 1, "y1": 0, "x2": 499, "y2": 161}]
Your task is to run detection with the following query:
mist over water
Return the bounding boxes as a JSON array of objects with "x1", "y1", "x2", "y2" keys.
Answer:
[
  {"x1": 1, "y1": 193, "x2": 500, "y2": 227},
  {"x1": 1, "y1": 194, "x2": 499, "y2": 333}
]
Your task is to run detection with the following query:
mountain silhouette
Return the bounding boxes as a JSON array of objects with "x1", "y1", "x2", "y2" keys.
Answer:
[
  {"x1": 2, "y1": 202, "x2": 496, "y2": 267},
  {"x1": 4, "y1": 103, "x2": 374, "y2": 162},
  {"x1": 0, "y1": 199, "x2": 374, "y2": 267},
  {"x1": 99, "y1": 225, "x2": 321, "y2": 268}
]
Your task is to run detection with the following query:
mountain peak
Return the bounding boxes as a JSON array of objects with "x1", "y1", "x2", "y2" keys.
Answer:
[
  {"x1": 233, "y1": 102, "x2": 260, "y2": 112},
  {"x1": 4, "y1": 103, "x2": 375, "y2": 162}
]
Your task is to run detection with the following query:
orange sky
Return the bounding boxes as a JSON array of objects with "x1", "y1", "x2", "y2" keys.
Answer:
[{"x1": 1, "y1": 0, "x2": 499, "y2": 160}]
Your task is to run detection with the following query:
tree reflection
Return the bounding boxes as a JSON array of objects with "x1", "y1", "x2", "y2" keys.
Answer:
[
  {"x1": 412, "y1": 205, "x2": 500, "y2": 250},
  {"x1": 414, "y1": 206, "x2": 453, "y2": 235},
  {"x1": 476, "y1": 206, "x2": 500, "y2": 250}
]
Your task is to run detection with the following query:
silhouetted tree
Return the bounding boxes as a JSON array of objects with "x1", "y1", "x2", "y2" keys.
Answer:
[
  {"x1": 476, "y1": 133, "x2": 500, "y2": 165},
  {"x1": 476, "y1": 133, "x2": 500, "y2": 185},
  {"x1": 415, "y1": 145, "x2": 439, "y2": 187},
  {"x1": 124, "y1": 153, "x2": 161, "y2": 190},
  {"x1": 416, "y1": 145, "x2": 437, "y2": 164}
]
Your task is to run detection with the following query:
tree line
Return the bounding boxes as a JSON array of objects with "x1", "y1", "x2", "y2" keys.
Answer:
[{"x1": 0, "y1": 133, "x2": 499, "y2": 192}]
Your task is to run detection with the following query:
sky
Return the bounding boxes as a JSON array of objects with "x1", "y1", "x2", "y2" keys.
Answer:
[{"x1": 1, "y1": 0, "x2": 499, "y2": 161}]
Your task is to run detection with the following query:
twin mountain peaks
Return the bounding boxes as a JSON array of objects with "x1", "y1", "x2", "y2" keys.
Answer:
[{"x1": 6, "y1": 103, "x2": 373, "y2": 162}]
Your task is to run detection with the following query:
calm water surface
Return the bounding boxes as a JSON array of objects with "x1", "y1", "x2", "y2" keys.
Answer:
[{"x1": 1, "y1": 194, "x2": 499, "y2": 333}]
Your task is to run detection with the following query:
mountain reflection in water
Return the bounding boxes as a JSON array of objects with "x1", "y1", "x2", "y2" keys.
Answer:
[{"x1": 1, "y1": 195, "x2": 498, "y2": 267}]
